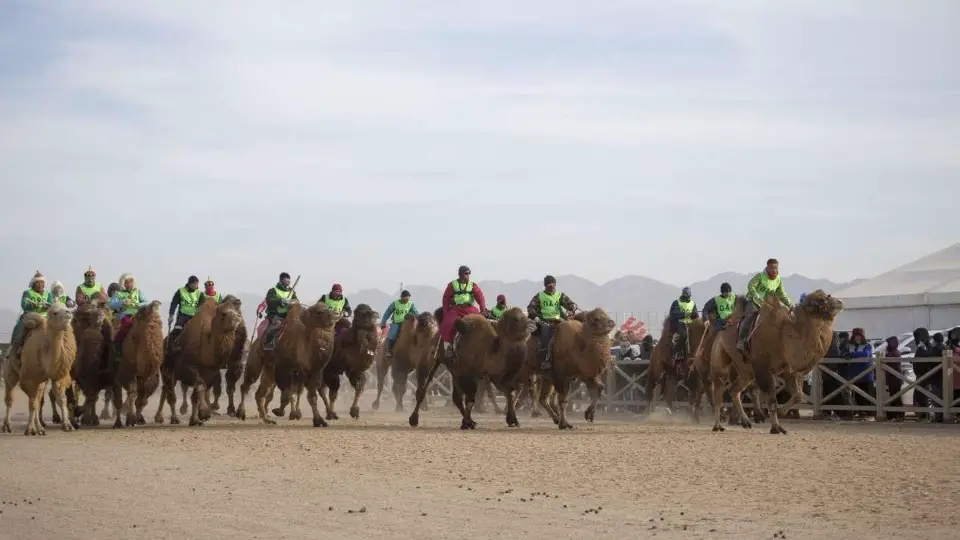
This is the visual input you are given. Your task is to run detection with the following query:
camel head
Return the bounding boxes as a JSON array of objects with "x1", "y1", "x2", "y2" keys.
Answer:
[
  {"x1": 302, "y1": 302, "x2": 338, "y2": 331},
  {"x1": 415, "y1": 311, "x2": 437, "y2": 334},
  {"x1": 578, "y1": 308, "x2": 617, "y2": 337},
  {"x1": 77, "y1": 297, "x2": 107, "y2": 330},
  {"x1": 214, "y1": 296, "x2": 244, "y2": 332},
  {"x1": 352, "y1": 304, "x2": 381, "y2": 332},
  {"x1": 134, "y1": 300, "x2": 162, "y2": 323},
  {"x1": 797, "y1": 290, "x2": 844, "y2": 321},
  {"x1": 46, "y1": 301, "x2": 76, "y2": 331},
  {"x1": 497, "y1": 307, "x2": 537, "y2": 341}
]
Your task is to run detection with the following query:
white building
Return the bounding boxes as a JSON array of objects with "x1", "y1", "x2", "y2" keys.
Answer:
[{"x1": 834, "y1": 243, "x2": 960, "y2": 339}]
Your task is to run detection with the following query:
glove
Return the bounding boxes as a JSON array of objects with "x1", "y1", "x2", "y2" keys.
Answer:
[{"x1": 256, "y1": 311, "x2": 264, "y2": 319}]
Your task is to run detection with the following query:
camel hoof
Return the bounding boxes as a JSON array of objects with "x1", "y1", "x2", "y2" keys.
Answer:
[
  {"x1": 52, "y1": 414, "x2": 62, "y2": 425},
  {"x1": 39, "y1": 417, "x2": 47, "y2": 429},
  {"x1": 371, "y1": 400, "x2": 380, "y2": 411},
  {"x1": 326, "y1": 412, "x2": 339, "y2": 421},
  {"x1": 137, "y1": 414, "x2": 147, "y2": 425},
  {"x1": 408, "y1": 413, "x2": 420, "y2": 427},
  {"x1": 61, "y1": 422, "x2": 75, "y2": 432},
  {"x1": 531, "y1": 409, "x2": 542, "y2": 418},
  {"x1": 100, "y1": 410, "x2": 112, "y2": 420},
  {"x1": 210, "y1": 402, "x2": 220, "y2": 411},
  {"x1": 712, "y1": 424, "x2": 726, "y2": 432},
  {"x1": 552, "y1": 417, "x2": 560, "y2": 425},
  {"x1": 312, "y1": 416, "x2": 329, "y2": 428},
  {"x1": 770, "y1": 425, "x2": 787, "y2": 435},
  {"x1": 394, "y1": 404, "x2": 404, "y2": 413},
  {"x1": 170, "y1": 416, "x2": 181, "y2": 425},
  {"x1": 262, "y1": 417, "x2": 277, "y2": 425},
  {"x1": 584, "y1": 409, "x2": 595, "y2": 423},
  {"x1": 189, "y1": 417, "x2": 204, "y2": 427},
  {"x1": 113, "y1": 418, "x2": 123, "y2": 429},
  {"x1": 154, "y1": 415, "x2": 164, "y2": 425},
  {"x1": 558, "y1": 422, "x2": 574, "y2": 430},
  {"x1": 226, "y1": 405, "x2": 237, "y2": 417},
  {"x1": 1, "y1": 422, "x2": 10, "y2": 433},
  {"x1": 236, "y1": 407, "x2": 246, "y2": 421},
  {"x1": 349, "y1": 406, "x2": 360, "y2": 420},
  {"x1": 271, "y1": 407, "x2": 284, "y2": 417},
  {"x1": 740, "y1": 420, "x2": 752, "y2": 429},
  {"x1": 460, "y1": 419, "x2": 476, "y2": 430},
  {"x1": 290, "y1": 410, "x2": 303, "y2": 421},
  {"x1": 179, "y1": 403, "x2": 188, "y2": 415},
  {"x1": 506, "y1": 411, "x2": 519, "y2": 427}
]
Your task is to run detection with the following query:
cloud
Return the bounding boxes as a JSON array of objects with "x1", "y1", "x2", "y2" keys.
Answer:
[{"x1": 0, "y1": 0, "x2": 958, "y2": 306}]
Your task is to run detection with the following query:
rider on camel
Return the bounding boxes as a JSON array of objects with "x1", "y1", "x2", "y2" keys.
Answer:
[
  {"x1": 109, "y1": 273, "x2": 151, "y2": 357},
  {"x1": 439, "y1": 265, "x2": 488, "y2": 360},
  {"x1": 491, "y1": 294, "x2": 508, "y2": 320},
  {"x1": 262, "y1": 272, "x2": 299, "y2": 351},
  {"x1": 201, "y1": 277, "x2": 222, "y2": 303},
  {"x1": 702, "y1": 282, "x2": 735, "y2": 332},
  {"x1": 48, "y1": 281, "x2": 75, "y2": 307},
  {"x1": 75, "y1": 266, "x2": 107, "y2": 306},
  {"x1": 8, "y1": 271, "x2": 50, "y2": 362},
  {"x1": 380, "y1": 290, "x2": 419, "y2": 358},
  {"x1": 319, "y1": 283, "x2": 352, "y2": 317},
  {"x1": 737, "y1": 258, "x2": 792, "y2": 353},
  {"x1": 168, "y1": 275, "x2": 201, "y2": 341},
  {"x1": 527, "y1": 275, "x2": 578, "y2": 370},
  {"x1": 668, "y1": 287, "x2": 699, "y2": 360}
]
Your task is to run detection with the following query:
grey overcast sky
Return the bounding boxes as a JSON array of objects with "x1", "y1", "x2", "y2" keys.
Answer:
[{"x1": 1, "y1": 0, "x2": 957, "y2": 305}]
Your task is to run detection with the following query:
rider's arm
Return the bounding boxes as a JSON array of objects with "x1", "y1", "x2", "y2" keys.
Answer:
[
  {"x1": 775, "y1": 283, "x2": 792, "y2": 309},
  {"x1": 380, "y1": 302, "x2": 395, "y2": 326},
  {"x1": 668, "y1": 300, "x2": 683, "y2": 321},
  {"x1": 473, "y1": 283, "x2": 487, "y2": 312},
  {"x1": 169, "y1": 290, "x2": 181, "y2": 317},
  {"x1": 746, "y1": 273, "x2": 762, "y2": 304},
  {"x1": 702, "y1": 298, "x2": 717, "y2": 319},
  {"x1": 20, "y1": 290, "x2": 40, "y2": 311},
  {"x1": 342, "y1": 297, "x2": 352, "y2": 317},
  {"x1": 441, "y1": 282, "x2": 455, "y2": 309},
  {"x1": 690, "y1": 303, "x2": 700, "y2": 319},
  {"x1": 559, "y1": 293, "x2": 578, "y2": 313},
  {"x1": 409, "y1": 303, "x2": 419, "y2": 316},
  {"x1": 137, "y1": 291, "x2": 149, "y2": 306},
  {"x1": 264, "y1": 288, "x2": 282, "y2": 311},
  {"x1": 108, "y1": 293, "x2": 125, "y2": 312},
  {"x1": 526, "y1": 294, "x2": 541, "y2": 319}
]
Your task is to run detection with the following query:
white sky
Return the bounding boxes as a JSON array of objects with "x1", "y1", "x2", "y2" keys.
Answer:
[{"x1": 1, "y1": 0, "x2": 957, "y2": 304}]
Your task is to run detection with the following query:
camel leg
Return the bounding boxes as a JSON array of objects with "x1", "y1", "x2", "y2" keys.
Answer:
[
  {"x1": 504, "y1": 387, "x2": 520, "y2": 428},
  {"x1": 455, "y1": 375, "x2": 478, "y2": 430},
  {"x1": 48, "y1": 385, "x2": 61, "y2": 425},
  {"x1": 293, "y1": 384, "x2": 304, "y2": 420},
  {"x1": 306, "y1": 382, "x2": 328, "y2": 427},
  {"x1": 528, "y1": 377, "x2": 543, "y2": 418},
  {"x1": 750, "y1": 386, "x2": 767, "y2": 423},
  {"x1": 210, "y1": 373, "x2": 223, "y2": 411},
  {"x1": 776, "y1": 373, "x2": 804, "y2": 418},
  {"x1": 53, "y1": 377, "x2": 75, "y2": 432},
  {"x1": 485, "y1": 379, "x2": 502, "y2": 415},
  {"x1": 372, "y1": 359, "x2": 389, "y2": 411},
  {"x1": 710, "y1": 378, "x2": 728, "y2": 432},
  {"x1": 729, "y1": 376, "x2": 754, "y2": 430},
  {"x1": 24, "y1": 383, "x2": 46, "y2": 436},
  {"x1": 189, "y1": 383, "x2": 206, "y2": 427},
  {"x1": 136, "y1": 376, "x2": 157, "y2": 425},
  {"x1": 348, "y1": 373, "x2": 365, "y2": 420},
  {"x1": 556, "y1": 379, "x2": 573, "y2": 430},
  {"x1": 2, "y1": 370, "x2": 18, "y2": 433},
  {"x1": 408, "y1": 348, "x2": 443, "y2": 427},
  {"x1": 100, "y1": 388, "x2": 114, "y2": 420},
  {"x1": 537, "y1": 376, "x2": 561, "y2": 424},
  {"x1": 80, "y1": 389, "x2": 100, "y2": 427},
  {"x1": 236, "y1": 351, "x2": 263, "y2": 422},
  {"x1": 392, "y1": 367, "x2": 409, "y2": 413},
  {"x1": 111, "y1": 382, "x2": 125, "y2": 429},
  {"x1": 323, "y1": 373, "x2": 341, "y2": 420},
  {"x1": 225, "y1": 361, "x2": 241, "y2": 417},
  {"x1": 123, "y1": 380, "x2": 138, "y2": 427},
  {"x1": 663, "y1": 370, "x2": 677, "y2": 415},
  {"x1": 179, "y1": 382, "x2": 189, "y2": 415},
  {"x1": 254, "y1": 370, "x2": 277, "y2": 425},
  {"x1": 644, "y1": 362, "x2": 660, "y2": 415},
  {"x1": 756, "y1": 367, "x2": 787, "y2": 435},
  {"x1": 272, "y1": 387, "x2": 292, "y2": 418},
  {"x1": 689, "y1": 371, "x2": 702, "y2": 424},
  {"x1": 583, "y1": 377, "x2": 603, "y2": 423}
]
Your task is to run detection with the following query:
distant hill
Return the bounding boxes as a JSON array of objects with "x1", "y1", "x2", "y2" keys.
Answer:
[{"x1": 0, "y1": 274, "x2": 861, "y2": 342}]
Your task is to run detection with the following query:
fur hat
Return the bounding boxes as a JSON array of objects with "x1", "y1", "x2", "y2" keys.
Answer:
[
  {"x1": 118, "y1": 273, "x2": 135, "y2": 287},
  {"x1": 29, "y1": 270, "x2": 45, "y2": 288},
  {"x1": 84, "y1": 266, "x2": 96, "y2": 277},
  {"x1": 51, "y1": 281, "x2": 65, "y2": 295}
]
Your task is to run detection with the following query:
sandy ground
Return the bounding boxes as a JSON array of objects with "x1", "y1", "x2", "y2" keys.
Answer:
[{"x1": 0, "y1": 386, "x2": 958, "y2": 540}]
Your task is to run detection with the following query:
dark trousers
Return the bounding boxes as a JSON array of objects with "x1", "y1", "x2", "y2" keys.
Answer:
[
  {"x1": 670, "y1": 322, "x2": 689, "y2": 357},
  {"x1": 536, "y1": 320, "x2": 558, "y2": 368},
  {"x1": 738, "y1": 302, "x2": 759, "y2": 344}
]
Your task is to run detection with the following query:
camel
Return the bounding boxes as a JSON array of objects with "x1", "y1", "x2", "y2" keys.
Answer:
[
  {"x1": 2, "y1": 302, "x2": 78, "y2": 435},
  {"x1": 372, "y1": 311, "x2": 438, "y2": 413},
  {"x1": 155, "y1": 296, "x2": 246, "y2": 426},
  {"x1": 71, "y1": 294, "x2": 115, "y2": 426},
  {"x1": 710, "y1": 290, "x2": 843, "y2": 434},
  {"x1": 537, "y1": 308, "x2": 616, "y2": 430},
  {"x1": 269, "y1": 302, "x2": 338, "y2": 426},
  {"x1": 319, "y1": 304, "x2": 381, "y2": 420},
  {"x1": 646, "y1": 318, "x2": 706, "y2": 415},
  {"x1": 111, "y1": 301, "x2": 164, "y2": 428}
]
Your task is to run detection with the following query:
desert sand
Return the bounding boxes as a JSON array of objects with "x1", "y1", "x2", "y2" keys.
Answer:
[{"x1": 0, "y1": 388, "x2": 957, "y2": 540}]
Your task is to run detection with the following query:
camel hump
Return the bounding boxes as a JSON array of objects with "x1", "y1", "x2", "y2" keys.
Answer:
[
  {"x1": 455, "y1": 313, "x2": 490, "y2": 334},
  {"x1": 22, "y1": 312, "x2": 47, "y2": 331}
]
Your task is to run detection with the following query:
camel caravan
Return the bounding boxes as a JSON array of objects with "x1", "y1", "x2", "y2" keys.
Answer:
[{"x1": 1, "y1": 260, "x2": 845, "y2": 436}]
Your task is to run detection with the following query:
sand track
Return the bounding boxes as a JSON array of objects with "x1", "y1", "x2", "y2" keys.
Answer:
[{"x1": 0, "y1": 391, "x2": 957, "y2": 540}]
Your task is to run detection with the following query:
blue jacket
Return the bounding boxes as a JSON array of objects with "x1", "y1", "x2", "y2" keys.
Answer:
[
  {"x1": 845, "y1": 342, "x2": 874, "y2": 383},
  {"x1": 380, "y1": 300, "x2": 419, "y2": 340}
]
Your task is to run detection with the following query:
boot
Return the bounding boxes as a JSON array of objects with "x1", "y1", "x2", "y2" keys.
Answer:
[
  {"x1": 263, "y1": 331, "x2": 277, "y2": 351},
  {"x1": 539, "y1": 347, "x2": 552, "y2": 371},
  {"x1": 386, "y1": 339, "x2": 395, "y2": 359},
  {"x1": 443, "y1": 341, "x2": 455, "y2": 360}
]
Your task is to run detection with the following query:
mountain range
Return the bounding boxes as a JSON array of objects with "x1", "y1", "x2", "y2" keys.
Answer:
[{"x1": 0, "y1": 272, "x2": 862, "y2": 342}]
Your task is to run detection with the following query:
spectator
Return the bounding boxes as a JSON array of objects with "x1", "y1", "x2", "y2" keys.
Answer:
[
  {"x1": 883, "y1": 336, "x2": 905, "y2": 422},
  {"x1": 950, "y1": 327, "x2": 960, "y2": 420},
  {"x1": 913, "y1": 328, "x2": 934, "y2": 421},
  {"x1": 823, "y1": 331, "x2": 848, "y2": 419},
  {"x1": 639, "y1": 335, "x2": 654, "y2": 360},
  {"x1": 930, "y1": 333, "x2": 946, "y2": 423},
  {"x1": 843, "y1": 328, "x2": 874, "y2": 420}
]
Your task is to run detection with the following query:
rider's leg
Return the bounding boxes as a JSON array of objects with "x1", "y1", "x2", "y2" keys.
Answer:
[
  {"x1": 539, "y1": 322, "x2": 554, "y2": 370},
  {"x1": 737, "y1": 303, "x2": 758, "y2": 351},
  {"x1": 263, "y1": 315, "x2": 282, "y2": 350}
]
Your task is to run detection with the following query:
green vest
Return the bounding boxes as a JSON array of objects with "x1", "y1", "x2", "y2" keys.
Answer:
[
  {"x1": 677, "y1": 298, "x2": 694, "y2": 324},
  {"x1": 751, "y1": 272, "x2": 782, "y2": 305},
  {"x1": 115, "y1": 289, "x2": 143, "y2": 316},
  {"x1": 48, "y1": 293, "x2": 70, "y2": 305},
  {"x1": 539, "y1": 291, "x2": 562, "y2": 321},
  {"x1": 273, "y1": 287, "x2": 292, "y2": 316},
  {"x1": 392, "y1": 299, "x2": 413, "y2": 324},
  {"x1": 452, "y1": 281, "x2": 474, "y2": 306},
  {"x1": 178, "y1": 287, "x2": 202, "y2": 316},
  {"x1": 79, "y1": 283, "x2": 102, "y2": 298},
  {"x1": 24, "y1": 289, "x2": 48, "y2": 315},
  {"x1": 491, "y1": 305, "x2": 506, "y2": 320},
  {"x1": 324, "y1": 296, "x2": 346, "y2": 314},
  {"x1": 714, "y1": 294, "x2": 735, "y2": 322},
  {"x1": 202, "y1": 292, "x2": 222, "y2": 303}
]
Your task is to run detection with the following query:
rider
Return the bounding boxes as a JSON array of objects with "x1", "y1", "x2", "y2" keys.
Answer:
[
  {"x1": 737, "y1": 258, "x2": 792, "y2": 352},
  {"x1": 262, "y1": 272, "x2": 299, "y2": 351},
  {"x1": 319, "y1": 283, "x2": 352, "y2": 317},
  {"x1": 75, "y1": 266, "x2": 107, "y2": 306},
  {"x1": 668, "y1": 287, "x2": 699, "y2": 360},
  {"x1": 491, "y1": 294, "x2": 508, "y2": 320},
  {"x1": 527, "y1": 275, "x2": 578, "y2": 370},
  {"x1": 48, "y1": 281, "x2": 75, "y2": 307},
  {"x1": 108, "y1": 273, "x2": 151, "y2": 357},
  {"x1": 201, "y1": 277, "x2": 222, "y2": 303},
  {"x1": 439, "y1": 265, "x2": 488, "y2": 360},
  {"x1": 168, "y1": 275, "x2": 201, "y2": 341},
  {"x1": 702, "y1": 282, "x2": 735, "y2": 332},
  {"x1": 379, "y1": 290, "x2": 419, "y2": 358},
  {"x1": 9, "y1": 271, "x2": 49, "y2": 361}
]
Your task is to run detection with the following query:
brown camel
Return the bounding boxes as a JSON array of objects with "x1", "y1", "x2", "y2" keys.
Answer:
[
  {"x1": 111, "y1": 301, "x2": 164, "y2": 428},
  {"x1": 155, "y1": 296, "x2": 246, "y2": 426},
  {"x1": 2, "y1": 302, "x2": 78, "y2": 435},
  {"x1": 71, "y1": 294, "x2": 115, "y2": 427},
  {"x1": 372, "y1": 311, "x2": 438, "y2": 413},
  {"x1": 537, "y1": 308, "x2": 616, "y2": 429},
  {"x1": 270, "y1": 301, "x2": 338, "y2": 426},
  {"x1": 319, "y1": 304, "x2": 382, "y2": 420},
  {"x1": 645, "y1": 317, "x2": 706, "y2": 415},
  {"x1": 710, "y1": 290, "x2": 843, "y2": 434}
]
